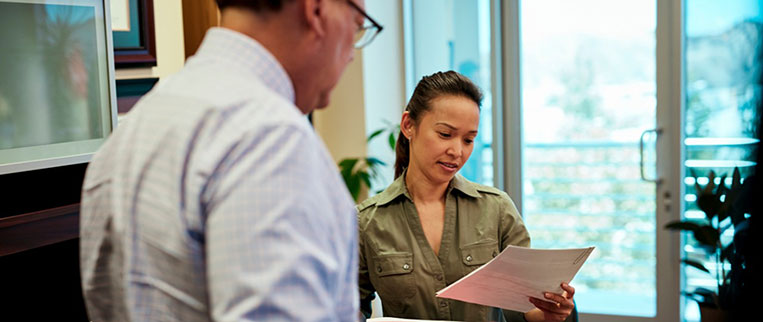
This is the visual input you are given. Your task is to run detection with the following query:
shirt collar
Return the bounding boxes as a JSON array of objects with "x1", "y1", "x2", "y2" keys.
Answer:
[
  {"x1": 375, "y1": 170, "x2": 481, "y2": 206},
  {"x1": 194, "y1": 27, "x2": 296, "y2": 103}
]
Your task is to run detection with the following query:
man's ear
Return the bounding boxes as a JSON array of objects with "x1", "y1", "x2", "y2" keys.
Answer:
[{"x1": 302, "y1": 0, "x2": 326, "y2": 37}]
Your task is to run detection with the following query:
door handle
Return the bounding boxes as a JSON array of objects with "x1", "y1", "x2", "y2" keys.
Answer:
[{"x1": 640, "y1": 128, "x2": 663, "y2": 183}]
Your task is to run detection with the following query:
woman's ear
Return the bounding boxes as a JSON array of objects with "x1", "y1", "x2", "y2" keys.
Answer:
[{"x1": 400, "y1": 111, "x2": 413, "y2": 139}]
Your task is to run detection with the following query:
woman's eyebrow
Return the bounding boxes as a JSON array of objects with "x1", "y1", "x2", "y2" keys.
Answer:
[{"x1": 435, "y1": 122, "x2": 478, "y2": 134}]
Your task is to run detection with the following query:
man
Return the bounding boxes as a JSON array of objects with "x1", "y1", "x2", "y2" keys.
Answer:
[{"x1": 80, "y1": 0, "x2": 381, "y2": 320}]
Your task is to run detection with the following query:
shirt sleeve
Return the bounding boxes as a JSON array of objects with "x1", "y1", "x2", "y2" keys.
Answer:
[
  {"x1": 202, "y1": 123, "x2": 358, "y2": 321},
  {"x1": 499, "y1": 193, "x2": 532, "y2": 320},
  {"x1": 499, "y1": 194, "x2": 531, "y2": 250}
]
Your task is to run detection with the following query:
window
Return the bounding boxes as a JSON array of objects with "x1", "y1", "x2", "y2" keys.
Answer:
[{"x1": 405, "y1": 0, "x2": 497, "y2": 186}]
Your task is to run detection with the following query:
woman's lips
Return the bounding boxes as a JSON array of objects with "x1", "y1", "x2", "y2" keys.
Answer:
[{"x1": 438, "y1": 161, "x2": 458, "y2": 172}]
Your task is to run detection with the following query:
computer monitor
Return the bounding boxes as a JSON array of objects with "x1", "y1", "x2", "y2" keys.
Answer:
[{"x1": 0, "y1": 0, "x2": 117, "y2": 175}]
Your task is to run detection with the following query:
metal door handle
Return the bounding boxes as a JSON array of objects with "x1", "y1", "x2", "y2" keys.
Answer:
[{"x1": 640, "y1": 128, "x2": 663, "y2": 183}]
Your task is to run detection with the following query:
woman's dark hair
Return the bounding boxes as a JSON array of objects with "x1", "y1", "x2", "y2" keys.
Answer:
[
  {"x1": 394, "y1": 71, "x2": 483, "y2": 178},
  {"x1": 215, "y1": 0, "x2": 293, "y2": 12}
]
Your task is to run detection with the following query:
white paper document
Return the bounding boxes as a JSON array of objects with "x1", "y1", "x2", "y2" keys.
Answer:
[{"x1": 436, "y1": 245, "x2": 594, "y2": 313}]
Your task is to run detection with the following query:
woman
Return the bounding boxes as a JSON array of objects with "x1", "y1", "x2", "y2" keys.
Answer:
[{"x1": 357, "y1": 71, "x2": 575, "y2": 322}]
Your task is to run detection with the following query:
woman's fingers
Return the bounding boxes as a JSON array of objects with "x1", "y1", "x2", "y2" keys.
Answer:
[
  {"x1": 544, "y1": 292, "x2": 569, "y2": 306},
  {"x1": 529, "y1": 297, "x2": 565, "y2": 313},
  {"x1": 529, "y1": 298, "x2": 570, "y2": 322},
  {"x1": 560, "y1": 282, "x2": 575, "y2": 299}
]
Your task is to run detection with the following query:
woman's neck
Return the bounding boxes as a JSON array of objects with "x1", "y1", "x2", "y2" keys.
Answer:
[{"x1": 405, "y1": 166, "x2": 449, "y2": 204}]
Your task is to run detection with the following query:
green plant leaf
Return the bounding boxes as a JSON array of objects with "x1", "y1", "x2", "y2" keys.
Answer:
[
  {"x1": 339, "y1": 158, "x2": 359, "y2": 174},
  {"x1": 682, "y1": 259, "x2": 710, "y2": 273},
  {"x1": 693, "y1": 225, "x2": 720, "y2": 248},
  {"x1": 715, "y1": 174, "x2": 729, "y2": 221},
  {"x1": 715, "y1": 174, "x2": 727, "y2": 196},
  {"x1": 388, "y1": 132, "x2": 396, "y2": 150},
  {"x1": 366, "y1": 157, "x2": 386, "y2": 167},
  {"x1": 730, "y1": 179, "x2": 751, "y2": 226},
  {"x1": 665, "y1": 221, "x2": 702, "y2": 232},
  {"x1": 697, "y1": 193, "x2": 721, "y2": 220},
  {"x1": 338, "y1": 158, "x2": 360, "y2": 199},
  {"x1": 703, "y1": 171, "x2": 717, "y2": 195},
  {"x1": 359, "y1": 171, "x2": 372, "y2": 190},
  {"x1": 690, "y1": 288, "x2": 720, "y2": 307},
  {"x1": 367, "y1": 128, "x2": 385, "y2": 142},
  {"x1": 690, "y1": 168, "x2": 701, "y2": 195},
  {"x1": 731, "y1": 167, "x2": 742, "y2": 192},
  {"x1": 346, "y1": 173, "x2": 361, "y2": 202},
  {"x1": 720, "y1": 168, "x2": 743, "y2": 223},
  {"x1": 665, "y1": 221, "x2": 719, "y2": 248}
]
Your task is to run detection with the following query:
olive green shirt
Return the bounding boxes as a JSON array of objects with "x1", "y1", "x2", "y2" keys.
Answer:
[{"x1": 357, "y1": 173, "x2": 532, "y2": 322}]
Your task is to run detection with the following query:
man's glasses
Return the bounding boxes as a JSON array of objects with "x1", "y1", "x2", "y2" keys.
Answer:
[{"x1": 346, "y1": 0, "x2": 383, "y2": 49}]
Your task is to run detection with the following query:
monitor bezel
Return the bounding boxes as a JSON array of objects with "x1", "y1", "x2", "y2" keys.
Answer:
[{"x1": 0, "y1": 0, "x2": 118, "y2": 175}]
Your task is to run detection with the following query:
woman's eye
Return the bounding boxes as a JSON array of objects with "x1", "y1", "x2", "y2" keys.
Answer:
[
  {"x1": 465, "y1": 138, "x2": 474, "y2": 144},
  {"x1": 438, "y1": 132, "x2": 451, "y2": 138}
]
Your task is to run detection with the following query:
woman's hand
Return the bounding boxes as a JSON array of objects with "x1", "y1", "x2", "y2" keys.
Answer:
[{"x1": 523, "y1": 282, "x2": 575, "y2": 322}]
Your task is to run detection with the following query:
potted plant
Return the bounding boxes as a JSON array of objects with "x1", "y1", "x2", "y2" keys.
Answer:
[
  {"x1": 665, "y1": 167, "x2": 754, "y2": 322},
  {"x1": 338, "y1": 123, "x2": 399, "y2": 202}
]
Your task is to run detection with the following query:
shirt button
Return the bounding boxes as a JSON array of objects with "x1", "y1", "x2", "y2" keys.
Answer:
[
  {"x1": 492, "y1": 251, "x2": 498, "y2": 258},
  {"x1": 436, "y1": 274, "x2": 443, "y2": 281},
  {"x1": 377, "y1": 266, "x2": 382, "y2": 273},
  {"x1": 440, "y1": 300, "x2": 448, "y2": 308},
  {"x1": 403, "y1": 263, "x2": 410, "y2": 270},
  {"x1": 465, "y1": 255, "x2": 473, "y2": 262}
]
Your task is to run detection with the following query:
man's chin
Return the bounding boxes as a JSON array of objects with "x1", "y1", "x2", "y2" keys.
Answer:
[
  {"x1": 295, "y1": 92, "x2": 330, "y2": 114},
  {"x1": 316, "y1": 93, "x2": 330, "y2": 110}
]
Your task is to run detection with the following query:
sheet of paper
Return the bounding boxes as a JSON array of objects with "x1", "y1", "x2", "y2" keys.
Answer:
[{"x1": 436, "y1": 245, "x2": 594, "y2": 313}]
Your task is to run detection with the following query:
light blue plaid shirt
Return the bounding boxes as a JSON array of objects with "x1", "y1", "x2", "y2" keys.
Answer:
[{"x1": 80, "y1": 28, "x2": 359, "y2": 321}]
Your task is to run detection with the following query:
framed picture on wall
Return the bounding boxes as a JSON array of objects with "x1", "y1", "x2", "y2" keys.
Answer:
[
  {"x1": 112, "y1": 0, "x2": 156, "y2": 68},
  {"x1": 115, "y1": 77, "x2": 158, "y2": 114}
]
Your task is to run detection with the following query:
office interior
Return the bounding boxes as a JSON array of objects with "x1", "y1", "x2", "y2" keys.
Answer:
[{"x1": 0, "y1": 1, "x2": 760, "y2": 321}]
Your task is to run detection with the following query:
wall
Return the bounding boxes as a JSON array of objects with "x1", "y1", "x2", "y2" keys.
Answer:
[
  {"x1": 0, "y1": 1, "x2": 186, "y2": 320},
  {"x1": 115, "y1": 0, "x2": 186, "y2": 80},
  {"x1": 312, "y1": 53, "x2": 369, "y2": 163},
  {"x1": 362, "y1": 0, "x2": 407, "y2": 192}
]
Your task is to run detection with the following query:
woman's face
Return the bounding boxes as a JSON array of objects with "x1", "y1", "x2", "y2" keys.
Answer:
[{"x1": 403, "y1": 94, "x2": 480, "y2": 185}]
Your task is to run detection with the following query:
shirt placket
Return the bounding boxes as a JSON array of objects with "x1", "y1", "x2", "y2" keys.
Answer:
[{"x1": 402, "y1": 194, "x2": 457, "y2": 321}]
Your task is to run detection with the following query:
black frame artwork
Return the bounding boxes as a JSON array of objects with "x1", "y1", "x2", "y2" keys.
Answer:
[{"x1": 113, "y1": 0, "x2": 156, "y2": 68}]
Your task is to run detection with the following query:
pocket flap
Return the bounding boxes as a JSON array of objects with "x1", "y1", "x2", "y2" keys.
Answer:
[
  {"x1": 460, "y1": 240, "x2": 499, "y2": 266},
  {"x1": 373, "y1": 252, "x2": 414, "y2": 277}
]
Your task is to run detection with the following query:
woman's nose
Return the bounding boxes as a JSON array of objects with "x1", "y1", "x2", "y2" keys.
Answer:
[{"x1": 447, "y1": 142, "x2": 463, "y2": 158}]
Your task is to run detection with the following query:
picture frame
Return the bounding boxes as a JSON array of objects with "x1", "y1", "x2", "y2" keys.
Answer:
[
  {"x1": 113, "y1": 0, "x2": 156, "y2": 68},
  {"x1": 116, "y1": 77, "x2": 158, "y2": 114}
]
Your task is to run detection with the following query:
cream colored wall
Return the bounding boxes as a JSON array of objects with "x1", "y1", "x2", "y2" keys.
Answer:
[
  {"x1": 115, "y1": 0, "x2": 185, "y2": 80},
  {"x1": 312, "y1": 52, "x2": 368, "y2": 163}
]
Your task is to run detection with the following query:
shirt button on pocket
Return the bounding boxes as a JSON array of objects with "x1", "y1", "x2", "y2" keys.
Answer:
[
  {"x1": 377, "y1": 266, "x2": 382, "y2": 273},
  {"x1": 402, "y1": 263, "x2": 410, "y2": 270},
  {"x1": 436, "y1": 274, "x2": 443, "y2": 281},
  {"x1": 465, "y1": 255, "x2": 473, "y2": 262}
]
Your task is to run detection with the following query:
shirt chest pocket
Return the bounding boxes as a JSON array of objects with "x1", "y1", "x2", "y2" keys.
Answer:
[
  {"x1": 460, "y1": 240, "x2": 499, "y2": 273},
  {"x1": 372, "y1": 252, "x2": 416, "y2": 301}
]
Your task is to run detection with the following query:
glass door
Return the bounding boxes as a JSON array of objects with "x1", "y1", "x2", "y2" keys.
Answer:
[
  {"x1": 503, "y1": 0, "x2": 681, "y2": 320},
  {"x1": 505, "y1": 0, "x2": 761, "y2": 321},
  {"x1": 681, "y1": 1, "x2": 761, "y2": 321}
]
